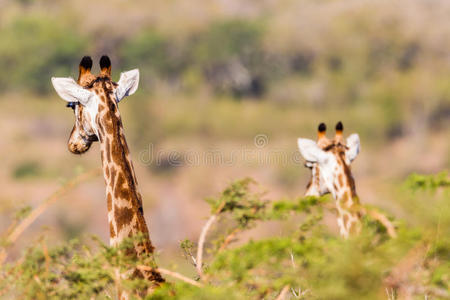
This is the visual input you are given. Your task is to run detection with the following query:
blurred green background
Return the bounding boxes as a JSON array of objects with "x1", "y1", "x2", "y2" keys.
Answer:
[{"x1": 0, "y1": 0, "x2": 448, "y2": 296}]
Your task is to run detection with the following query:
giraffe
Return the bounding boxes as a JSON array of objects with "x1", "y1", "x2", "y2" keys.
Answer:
[
  {"x1": 51, "y1": 56, "x2": 164, "y2": 296},
  {"x1": 298, "y1": 122, "x2": 362, "y2": 238}
]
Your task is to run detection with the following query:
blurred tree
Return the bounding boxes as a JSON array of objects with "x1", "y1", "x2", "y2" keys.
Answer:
[
  {"x1": 120, "y1": 29, "x2": 189, "y2": 89},
  {"x1": 193, "y1": 19, "x2": 266, "y2": 97},
  {"x1": 0, "y1": 16, "x2": 86, "y2": 94}
]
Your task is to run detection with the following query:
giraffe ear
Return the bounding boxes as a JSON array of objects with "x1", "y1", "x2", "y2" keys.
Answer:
[
  {"x1": 346, "y1": 133, "x2": 360, "y2": 162},
  {"x1": 51, "y1": 77, "x2": 94, "y2": 106},
  {"x1": 297, "y1": 138, "x2": 328, "y2": 164},
  {"x1": 115, "y1": 69, "x2": 139, "y2": 102}
]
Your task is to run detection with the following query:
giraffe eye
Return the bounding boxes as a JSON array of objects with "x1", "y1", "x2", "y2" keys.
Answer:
[{"x1": 66, "y1": 102, "x2": 78, "y2": 110}]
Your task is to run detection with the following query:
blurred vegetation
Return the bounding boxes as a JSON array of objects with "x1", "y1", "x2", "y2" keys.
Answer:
[
  {"x1": 406, "y1": 171, "x2": 450, "y2": 192},
  {"x1": 12, "y1": 161, "x2": 43, "y2": 179},
  {"x1": 0, "y1": 0, "x2": 448, "y2": 144},
  {"x1": 0, "y1": 16, "x2": 86, "y2": 94},
  {"x1": 0, "y1": 173, "x2": 448, "y2": 299},
  {"x1": 0, "y1": 0, "x2": 447, "y2": 147}
]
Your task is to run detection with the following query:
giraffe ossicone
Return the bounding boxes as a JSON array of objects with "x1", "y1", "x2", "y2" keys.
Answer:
[
  {"x1": 51, "y1": 56, "x2": 164, "y2": 294},
  {"x1": 298, "y1": 122, "x2": 362, "y2": 238}
]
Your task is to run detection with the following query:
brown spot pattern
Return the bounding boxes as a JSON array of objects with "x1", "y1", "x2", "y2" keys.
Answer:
[
  {"x1": 110, "y1": 168, "x2": 116, "y2": 185},
  {"x1": 107, "y1": 193, "x2": 112, "y2": 211},
  {"x1": 114, "y1": 205, "x2": 134, "y2": 232},
  {"x1": 106, "y1": 139, "x2": 111, "y2": 162},
  {"x1": 109, "y1": 221, "x2": 116, "y2": 237},
  {"x1": 98, "y1": 121, "x2": 105, "y2": 135}
]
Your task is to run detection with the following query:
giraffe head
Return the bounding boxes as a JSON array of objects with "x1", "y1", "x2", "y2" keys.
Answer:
[
  {"x1": 298, "y1": 122, "x2": 361, "y2": 199},
  {"x1": 51, "y1": 55, "x2": 139, "y2": 154}
]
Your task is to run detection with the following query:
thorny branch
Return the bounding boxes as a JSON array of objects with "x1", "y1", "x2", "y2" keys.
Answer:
[
  {"x1": 218, "y1": 227, "x2": 241, "y2": 253},
  {"x1": 196, "y1": 200, "x2": 226, "y2": 279},
  {"x1": 362, "y1": 206, "x2": 397, "y2": 238},
  {"x1": 137, "y1": 266, "x2": 203, "y2": 288},
  {"x1": 275, "y1": 285, "x2": 290, "y2": 300},
  {"x1": 196, "y1": 215, "x2": 217, "y2": 278}
]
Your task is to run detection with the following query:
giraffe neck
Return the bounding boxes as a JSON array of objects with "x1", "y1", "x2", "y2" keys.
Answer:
[
  {"x1": 95, "y1": 89, "x2": 154, "y2": 254},
  {"x1": 333, "y1": 169, "x2": 361, "y2": 238},
  {"x1": 305, "y1": 165, "x2": 321, "y2": 196}
]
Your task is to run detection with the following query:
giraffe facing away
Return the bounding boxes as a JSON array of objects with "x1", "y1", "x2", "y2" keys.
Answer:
[
  {"x1": 51, "y1": 56, "x2": 164, "y2": 290},
  {"x1": 298, "y1": 122, "x2": 362, "y2": 238}
]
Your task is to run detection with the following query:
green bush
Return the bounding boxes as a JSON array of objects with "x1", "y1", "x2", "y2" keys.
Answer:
[{"x1": 1, "y1": 173, "x2": 448, "y2": 299}]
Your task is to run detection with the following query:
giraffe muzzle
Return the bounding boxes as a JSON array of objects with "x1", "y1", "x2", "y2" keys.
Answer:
[{"x1": 68, "y1": 132, "x2": 98, "y2": 154}]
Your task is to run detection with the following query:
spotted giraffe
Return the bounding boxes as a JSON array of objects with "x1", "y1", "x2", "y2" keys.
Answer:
[
  {"x1": 298, "y1": 122, "x2": 362, "y2": 238},
  {"x1": 51, "y1": 56, "x2": 164, "y2": 296}
]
